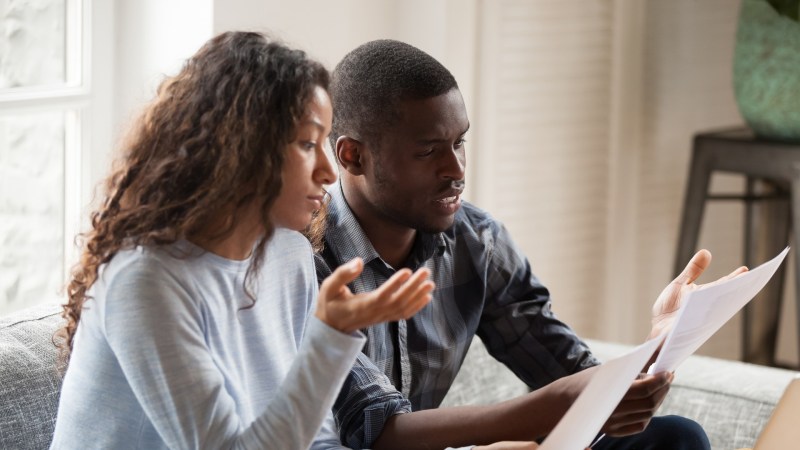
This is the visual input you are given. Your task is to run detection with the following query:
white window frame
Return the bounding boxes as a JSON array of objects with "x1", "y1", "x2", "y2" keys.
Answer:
[{"x1": 0, "y1": 0, "x2": 108, "y2": 304}]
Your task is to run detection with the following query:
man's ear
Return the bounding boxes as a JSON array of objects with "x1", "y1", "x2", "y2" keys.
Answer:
[{"x1": 336, "y1": 136, "x2": 365, "y2": 175}]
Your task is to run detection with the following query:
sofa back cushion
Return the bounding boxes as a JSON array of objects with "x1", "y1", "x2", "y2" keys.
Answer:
[{"x1": 0, "y1": 303, "x2": 65, "y2": 450}]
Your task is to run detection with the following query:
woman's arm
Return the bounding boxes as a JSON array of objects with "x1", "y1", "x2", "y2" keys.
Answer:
[{"x1": 101, "y1": 259, "x2": 365, "y2": 449}]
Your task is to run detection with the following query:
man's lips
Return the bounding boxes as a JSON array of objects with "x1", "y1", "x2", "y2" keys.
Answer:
[
  {"x1": 435, "y1": 195, "x2": 460, "y2": 204},
  {"x1": 434, "y1": 188, "x2": 464, "y2": 204},
  {"x1": 433, "y1": 187, "x2": 464, "y2": 216}
]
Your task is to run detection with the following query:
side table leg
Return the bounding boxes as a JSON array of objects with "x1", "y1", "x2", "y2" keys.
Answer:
[
  {"x1": 791, "y1": 178, "x2": 800, "y2": 368},
  {"x1": 674, "y1": 143, "x2": 712, "y2": 277},
  {"x1": 743, "y1": 180, "x2": 789, "y2": 366}
]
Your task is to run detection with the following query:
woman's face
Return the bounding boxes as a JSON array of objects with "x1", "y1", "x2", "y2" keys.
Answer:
[{"x1": 269, "y1": 86, "x2": 337, "y2": 230}]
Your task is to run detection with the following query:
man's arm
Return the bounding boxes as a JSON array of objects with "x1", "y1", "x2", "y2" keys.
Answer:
[
  {"x1": 476, "y1": 222, "x2": 598, "y2": 388},
  {"x1": 316, "y1": 246, "x2": 579, "y2": 449},
  {"x1": 372, "y1": 366, "x2": 598, "y2": 450},
  {"x1": 333, "y1": 353, "x2": 414, "y2": 448},
  {"x1": 472, "y1": 221, "x2": 673, "y2": 438}
]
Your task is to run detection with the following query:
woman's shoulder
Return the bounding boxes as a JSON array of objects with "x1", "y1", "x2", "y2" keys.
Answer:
[
  {"x1": 270, "y1": 228, "x2": 313, "y2": 252},
  {"x1": 266, "y1": 228, "x2": 313, "y2": 264},
  {"x1": 97, "y1": 243, "x2": 202, "y2": 294}
]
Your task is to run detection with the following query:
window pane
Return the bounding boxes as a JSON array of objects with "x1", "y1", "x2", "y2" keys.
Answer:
[
  {"x1": 0, "y1": 0, "x2": 67, "y2": 90},
  {"x1": 0, "y1": 111, "x2": 64, "y2": 314}
]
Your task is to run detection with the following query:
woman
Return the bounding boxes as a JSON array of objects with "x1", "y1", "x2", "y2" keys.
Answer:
[{"x1": 50, "y1": 31, "x2": 433, "y2": 449}]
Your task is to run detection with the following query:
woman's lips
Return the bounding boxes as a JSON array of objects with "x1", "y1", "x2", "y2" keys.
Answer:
[{"x1": 308, "y1": 195, "x2": 324, "y2": 209}]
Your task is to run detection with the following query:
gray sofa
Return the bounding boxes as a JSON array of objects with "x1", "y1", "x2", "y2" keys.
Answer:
[{"x1": 1, "y1": 303, "x2": 798, "y2": 450}]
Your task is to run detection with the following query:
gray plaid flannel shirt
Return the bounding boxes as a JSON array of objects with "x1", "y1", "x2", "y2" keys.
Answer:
[{"x1": 315, "y1": 184, "x2": 599, "y2": 448}]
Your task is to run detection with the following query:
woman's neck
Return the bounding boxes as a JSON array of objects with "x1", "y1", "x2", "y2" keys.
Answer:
[{"x1": 190, "y1": 204, "x2": 263, "y2": 260}]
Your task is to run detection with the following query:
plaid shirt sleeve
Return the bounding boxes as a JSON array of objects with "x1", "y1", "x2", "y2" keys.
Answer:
[
  {"x1": 476, "y1": 221, "x2": 600, "y2": 389},
  {"x1": 332, "y1": 353, "x2": 412, "y2": 449},
  {"x1": 315, "y1": 253, "x2": 412, "y2": 449}
]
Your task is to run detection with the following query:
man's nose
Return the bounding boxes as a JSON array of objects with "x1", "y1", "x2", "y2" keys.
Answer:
[{"x1": 440, "y1": 149, "x2": 465, "y2": 180}]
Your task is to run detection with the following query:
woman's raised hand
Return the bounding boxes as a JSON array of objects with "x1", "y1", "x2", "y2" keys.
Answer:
[{"x1": 315, "y1": 257, "x2": 434, "y2": 334}]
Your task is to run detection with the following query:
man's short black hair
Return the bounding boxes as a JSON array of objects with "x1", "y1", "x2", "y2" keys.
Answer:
[{"x1": 330, "y1": 39, "x2": 458, "y2": 148}]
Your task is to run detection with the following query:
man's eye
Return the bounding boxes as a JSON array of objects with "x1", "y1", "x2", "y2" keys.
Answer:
[
  {"x1": 455, "y1": 138, "x2": 467, "y2": 148},
  {"x1": 418, "y1": 149, "x2": 435, "y2": 157}
]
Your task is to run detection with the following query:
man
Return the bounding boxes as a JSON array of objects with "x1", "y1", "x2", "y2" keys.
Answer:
[{"x1": 316, "y1": 39, "x2": 737, "y2": 450}]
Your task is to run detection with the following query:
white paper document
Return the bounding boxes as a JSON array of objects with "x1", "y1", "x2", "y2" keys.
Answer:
[
  {"x1": 539, "y1": 335, "x2": 664, "y2": 450},
  {"x1": 648, "y1": 247, "x2": 789, "y2": 374}
]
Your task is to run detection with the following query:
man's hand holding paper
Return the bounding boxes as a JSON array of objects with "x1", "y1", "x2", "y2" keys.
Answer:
[
  {"x1": 537, "y1": 247, "x2": 787, "y2": 450},
  {"x1": 601, "y1": 249, "x2": 749, "y2": 437},
  {"x1": 649, "y1": 247, "x2": 789, "y2": 374},
  {"x1": 601, "y1": 371, "x2": 673, "y2": 436},
  {"x1": 648, "y1": 249, "x2": 749, "y2": 341}
]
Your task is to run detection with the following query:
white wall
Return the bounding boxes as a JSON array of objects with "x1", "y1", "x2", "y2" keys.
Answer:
[
  {"x1": 81, "y1": 0, "x2": 213, "y2": 227},
  {"x1": 108, "y1": 0, "x2": 213, "y2": 172},
  {"x1": 95, "y1": 0, "x2": 796, "y2": 366}
]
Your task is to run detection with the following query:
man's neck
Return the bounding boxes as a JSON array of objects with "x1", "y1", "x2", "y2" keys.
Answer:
[
  {"x1": 367, "y1": 224, "x2": 416, "y2": 270},
  {"x1": 341, "y1": 183, "x2": 416, "y2": 270}
]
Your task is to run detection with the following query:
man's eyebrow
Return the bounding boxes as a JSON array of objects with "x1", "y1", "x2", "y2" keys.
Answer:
[{"x1": 415, "y1": 124, "x2": 471, "y2": 145}]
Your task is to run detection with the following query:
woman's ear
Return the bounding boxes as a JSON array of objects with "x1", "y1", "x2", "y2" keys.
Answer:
[{"x1": 336, "y1": 136, "x2": 365, "y2": 175}]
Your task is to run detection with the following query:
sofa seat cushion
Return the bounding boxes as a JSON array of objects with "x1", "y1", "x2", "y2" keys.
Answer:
[{"x1": 0, "y1": 303, "x2": 65, "y2": 450}]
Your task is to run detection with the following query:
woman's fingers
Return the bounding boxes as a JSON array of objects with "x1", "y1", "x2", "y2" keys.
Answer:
[
  {"x1": 320, "y1": 257, "x2": 364, "y2": 300},
  {"x1": 374, "y1": 267, "x2": 428, "y2": 301},
  {"x1": 373, "y1": 268, "x2": 414, "y2": 298},
  {"x1": 321, "y1": 266, "x2": 435, "y2": 333},
  {"x1": 368, "y1": 268, "x2": 433, "y2": 320},
  {"x1": 397, "y1": 281, "x2": 435, "y2": 319}
]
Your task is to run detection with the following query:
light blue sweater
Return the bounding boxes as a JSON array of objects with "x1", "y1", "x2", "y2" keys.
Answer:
[{"x1": 51, "y1": 229, "x2": 363, "y2": 449}]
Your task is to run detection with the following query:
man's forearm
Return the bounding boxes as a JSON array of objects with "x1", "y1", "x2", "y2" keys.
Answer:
[{"x1": 372, "y1": 367, "x2": 597, "y2": 450}]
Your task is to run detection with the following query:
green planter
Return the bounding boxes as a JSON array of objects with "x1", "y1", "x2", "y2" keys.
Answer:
[{"x1": 734, "y1": 0, "x2": 800, "y2": 142}]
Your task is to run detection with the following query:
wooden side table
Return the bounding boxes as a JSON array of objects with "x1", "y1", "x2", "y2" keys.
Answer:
[{"x1": 674, "y1": 128, "x2": 800, "y2": 368}]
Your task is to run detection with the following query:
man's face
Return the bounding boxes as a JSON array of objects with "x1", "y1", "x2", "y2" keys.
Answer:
[{"x1": 361, "y1": 88, "x2": 469, "y2": 233}]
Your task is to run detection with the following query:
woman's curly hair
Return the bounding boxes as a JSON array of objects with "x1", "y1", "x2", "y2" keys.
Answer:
[{"x1": 56, "y1": 31, "x2": 329, "y2": 361}]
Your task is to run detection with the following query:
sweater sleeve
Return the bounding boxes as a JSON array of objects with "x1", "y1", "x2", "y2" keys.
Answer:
[
  {"x1": 311, "y1": 412, "x2": 353, "y2": 450},
  {"x1": 103, "y1": 261, "x2": 365, "y2": 449}
]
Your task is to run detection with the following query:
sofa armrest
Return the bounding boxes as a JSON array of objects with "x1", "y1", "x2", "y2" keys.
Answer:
[{"x1": 0, "y1": 303, "x2": 65, "y2": 450}]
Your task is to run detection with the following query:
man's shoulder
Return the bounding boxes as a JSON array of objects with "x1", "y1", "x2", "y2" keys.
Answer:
[
  {"x1": 457, "y1": 200, "x2": 493, "y2": 219},
  {"x1": 453, "y1": 200, "x2": 502, "y2": 236}
]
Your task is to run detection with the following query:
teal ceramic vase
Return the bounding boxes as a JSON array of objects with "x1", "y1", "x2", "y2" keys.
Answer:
[{"x1": 734, "y1": 0, "x2": 800, "y2": 142}]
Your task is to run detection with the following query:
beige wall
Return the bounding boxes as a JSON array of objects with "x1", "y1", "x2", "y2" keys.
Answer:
[{"x1": 99, "y1": 0, "x2": 797, "y2": 366}]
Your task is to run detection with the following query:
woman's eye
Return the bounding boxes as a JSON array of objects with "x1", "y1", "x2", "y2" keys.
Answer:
[{"x1": 301, "y1": 141, "x2": 316, "y2": 151}]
